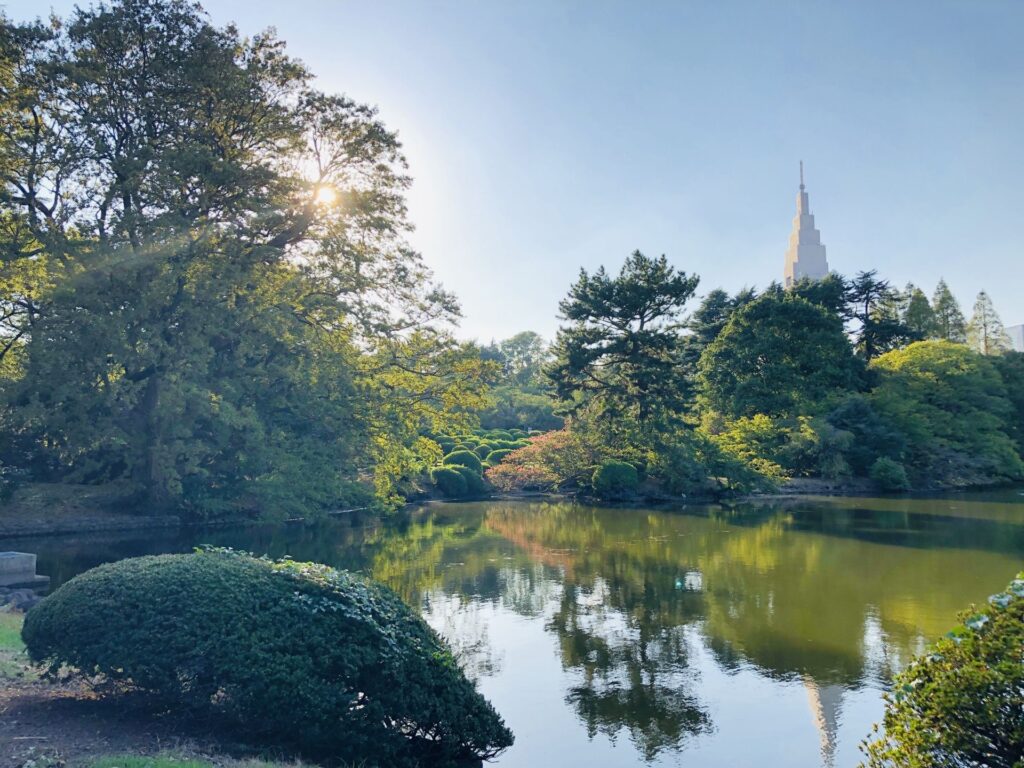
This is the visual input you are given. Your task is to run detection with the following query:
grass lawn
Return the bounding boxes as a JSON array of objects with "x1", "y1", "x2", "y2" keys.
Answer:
[{"x1": 0, "y1": 611, "x2": 32, "y2": 679}]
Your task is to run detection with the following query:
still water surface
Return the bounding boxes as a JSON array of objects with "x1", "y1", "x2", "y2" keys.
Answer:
[{"x1": 8, "y1": 492, "x2": 1024, "y2": 768}]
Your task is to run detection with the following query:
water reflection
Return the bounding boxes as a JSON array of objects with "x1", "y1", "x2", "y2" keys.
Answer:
[{"x1": 9, "y1": 495, "x2": 1024, "y2": 767}]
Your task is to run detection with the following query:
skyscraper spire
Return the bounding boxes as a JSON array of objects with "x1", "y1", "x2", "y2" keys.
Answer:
[{"x1": 783, "y1": 163, "x2": 829, "y2": 288}]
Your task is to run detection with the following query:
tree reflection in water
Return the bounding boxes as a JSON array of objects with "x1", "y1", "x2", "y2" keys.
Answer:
[{"x1": 360, "y1": 499, "x2": 1024, "y2": 761}]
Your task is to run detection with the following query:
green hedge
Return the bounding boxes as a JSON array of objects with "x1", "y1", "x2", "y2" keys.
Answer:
[
  {"x1": 430, "y1": 466, "x2": 468, "y2": 498},
  {"x1": 451, "y1": 465, "x2": 488, "y2": 496},
  {"x1": 486, "y1": 448, "x2": 514, "y2": 464},
  {"x1": 443, "y1": 450, "x2": 484, "y2": 474},
  {"x1": 23, "y1": 552, "x2": 513, "y2": 766},
  {"x1": 592, "y1": 460, "x2": 639, "y2": 500}
]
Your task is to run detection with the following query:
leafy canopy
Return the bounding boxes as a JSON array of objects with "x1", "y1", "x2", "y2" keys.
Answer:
[{"x1": 547, "y1": 250, "x2": 699, "y2": 423}]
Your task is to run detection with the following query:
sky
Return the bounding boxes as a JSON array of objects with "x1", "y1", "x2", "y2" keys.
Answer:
[{"x1": 7, "y1": 0, "x2": 1024, "y2": 342}]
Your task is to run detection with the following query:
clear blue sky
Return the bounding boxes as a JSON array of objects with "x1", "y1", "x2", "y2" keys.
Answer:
[{"x1": 9, "y1": 0, "x2": 1024, "y2": 341}]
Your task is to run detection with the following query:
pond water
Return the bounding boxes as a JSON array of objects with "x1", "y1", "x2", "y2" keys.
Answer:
[{"x1": 6, "y1": 492, "x2": 1024, "y2": 768}]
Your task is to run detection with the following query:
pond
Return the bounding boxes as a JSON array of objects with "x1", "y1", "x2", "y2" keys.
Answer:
[{"x1": 6, "y1": 491, "x2": 1024, "y2": 768}]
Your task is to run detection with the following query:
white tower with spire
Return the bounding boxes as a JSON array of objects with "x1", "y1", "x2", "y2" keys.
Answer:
[{"x1": 784, "y1": 162, "x2": 830, "y2": 287}]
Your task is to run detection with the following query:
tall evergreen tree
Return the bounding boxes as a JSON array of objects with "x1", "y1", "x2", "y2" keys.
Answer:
[
  {"x1": 931, "y1": 279, "x2": 967, "y2": 342},
  {"x1": 547, "y1": 251, "x2": 699, "y2": 423},
  {"x1": 848, "y1": 271, "x2": 912, "y2": 361},
  {"x1": 967, "y1": 291, "x2": 1011, "y2": 355},
  {"x1": 902, "y1": 284, "x2": 937, "y2": 339}
]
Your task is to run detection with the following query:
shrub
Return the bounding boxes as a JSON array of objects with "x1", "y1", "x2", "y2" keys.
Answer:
[
  {"x1": 861, "y1": 573, "x2": 1024, "y2": 767},
  {"x1": 22, "y1": 552, "x2": 513, "y2": 766},
  {"x1": 870, "y1": 457, "x2": 910, "y2": 492},
  {"x1": 591, "y1": 460, "x2": 639, "y2": 500},
  {"x1": 451, "y1": 465, "x2": 488, "y2": 496},
  {"x1": 486, "y1": 448, "x2": 513, "y2": 465},
  {"x1": 443, "y1": 450, "x2": 483, "y2": 474},
  {"x1": 430, "y1": 466, "x2": 469, "y2": 498},
  {"x1": 473, "y1": 444, "x2": 493, "y2": 459}
]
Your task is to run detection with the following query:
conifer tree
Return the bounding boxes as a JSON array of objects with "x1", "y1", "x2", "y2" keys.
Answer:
[
  {"x1": 931, "y1": 279, "x2": 967, "y2": 342},
  {"x1": 967, "y1": 291, "x2": 1011, "y2": 355},
  {"x1": 902, "y1": 284, "x2": 937, "y2": 339}
]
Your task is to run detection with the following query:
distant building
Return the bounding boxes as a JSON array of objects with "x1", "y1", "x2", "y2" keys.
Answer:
[
  {"x1": 784, "y1": 162, "x2": 830, "y2": 288},
  {"x1": 1008, "y1": 324, "x2": 1024, "y2": 353}
]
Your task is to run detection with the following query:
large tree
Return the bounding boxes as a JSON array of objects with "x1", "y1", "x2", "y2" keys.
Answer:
[
  {"x1": 871, "y1": 341, "x2": 1023, "y2": 483},
  {"x1": 547, "y1": 251, "x2": 699, "y2": 423},
  {"x1": 902, "y1": 284, "x2": 937, "y2": 339},
  {"x1": 698, "y1": 293, "x2": 861, "y2": 419},
  {"x1": 0, "y1": 0, "x2": 483, "y2": 516},
  {"x1": 931, "y1": 278, "x2": 967, "y2": 343},
  {"x1": 966, "y1": 290, "x2": 1011, "y2": 356},
  {"x1": 847, "y1": 270, "x2": 912, "y2": 361}
]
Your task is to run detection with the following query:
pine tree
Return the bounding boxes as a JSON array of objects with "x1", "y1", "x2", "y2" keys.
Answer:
[
  {"x1": 931, "y1": 279, "x2": 967, "y2": 342},
  {"x1": 967, "y1": 291, "x2": 1011, "y2": 355},
  {"x1": 902, "y1": 284, "x2": 937, "y2": 339}
]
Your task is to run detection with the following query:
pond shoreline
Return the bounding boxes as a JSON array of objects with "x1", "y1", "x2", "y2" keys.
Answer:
[{"x1": 3, "y1": 478, "x2": 1021, "y2": 540}]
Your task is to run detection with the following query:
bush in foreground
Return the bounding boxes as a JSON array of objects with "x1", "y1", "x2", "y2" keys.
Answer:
[
  {"x1": 23, "y1": 552, "x2": 513, "y2": 766},
  {"x1": 860, "y1": 573, "x2": 1024, "y2": 767}
]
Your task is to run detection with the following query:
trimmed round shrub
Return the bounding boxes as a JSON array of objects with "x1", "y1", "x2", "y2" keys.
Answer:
[
  {"x1": 443, "y1": 449, "x2": 483, "y2": 474},
  {"x1": 486, "y1": 448, "x2": 513, "y2": 464},
  {"x1": 473, "y1": 444, "x2": 493, "y2": 459},
  {"x1": 862, "y1": 573, "x2": 1024, "y2": 767},
  {"x1": 430, "y1": 466, "x2": 469, "y2": 498},
  {"x1": 23, "y1": 552, "x2": 513, "y2": 765},
  {"x1": 870, "y1": 456, "x2": 910, "y2": 492},
  {"x1": 592, "y1": 460, "x2": 640, "y2": 500},
  {"x1": 452, "y1": 465, "x2": 488, "y2": 496}
]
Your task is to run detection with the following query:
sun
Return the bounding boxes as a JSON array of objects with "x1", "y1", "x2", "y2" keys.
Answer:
[{"x1": 314, "y1": 185, "x2": 338, "y2": 205}]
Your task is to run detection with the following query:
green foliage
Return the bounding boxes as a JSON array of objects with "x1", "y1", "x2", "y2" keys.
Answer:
[
  {"x1": 23, "y1": 552, "x2": 513, "y2": 765},
  {"x1": 0, "y1": 0, "x2": 488, "y2": 519},
  {"x1": 442, "y1": 450, "x2": 483, "y2": 474},
  {"x1": 451, "y1": 465, "x2": 488, "y2": 496},
  {"x1": 861, "y1": 573, "x2": 1024, "y2": 767},
  {"x1": 486, "y1": 448, "x2": 513, "y2": 464},
  {"x1": 869, "y1": 457, "x2": 910, "y2": 492},
  {"x1": 548, "y1": 251, "x2": 699, "y2": 423},
  {"x1": 967, "y1": 290, "x2": 1012, "y2": 355},
  {"x1": 825, "y1": 395, "x2": 905, "y2": 475},
  {"x1": 848, "y1": 270, "x2": 914, "y2": 361},
  {"x1": 931, "y1": 279, "x2": 967, "y2": 343},
  {"x1": 699, "y1": 293, "x2": 861, "y2": 419},
  {"x1": 871, "y1": 341, "x2": 1024, "y2": 485},
  {"x1": 591, "y1": 460, "x2": 640, "y2": 500},
  {"x1": 993, "y1": 352, "x2": 1024, "y2": 451},
  {"x1": 430, "y1": 466, "x2": 468, "y2": 498},
  {"x1": 902, "y1": 285, "x2": 936, "y2": 339}
]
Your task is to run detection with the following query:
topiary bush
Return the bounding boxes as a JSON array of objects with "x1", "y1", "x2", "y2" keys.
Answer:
[
  {"x1": 592, "y1": 460, "x2": 640, "y2": 500},
  {"x1": 430, "y1": 466, "x2": 469, "y2": 498},
  {"x1": 861, "y1": 572, "x2": 1024, "y2": 767},
  {"x1": 22, "y1": 552, "x2": 513, "y2": 766},
  {"x1": 486, "y1": 448, "x2": 513, "y2": 465},
  {"x1": 473, "y1": 444, "x2": 493, "y2": 459},
  {"x1": 451, "y1": 465, "x2": 488, "y2": 496},
  {"x1": 443, "y1": 450, "x2": 483, "y2": 474},
  {"x1": 870, "y1": 457, "x2": 911, "y2": 492}
]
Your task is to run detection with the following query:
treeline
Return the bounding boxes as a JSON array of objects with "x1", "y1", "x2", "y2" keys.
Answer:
[
  {"x1": 486, "y1": 253, "x2": 1024, "y2": 498},
  {"x1": 0, "y1": 0, "x2": 494, "y2": 518}
]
